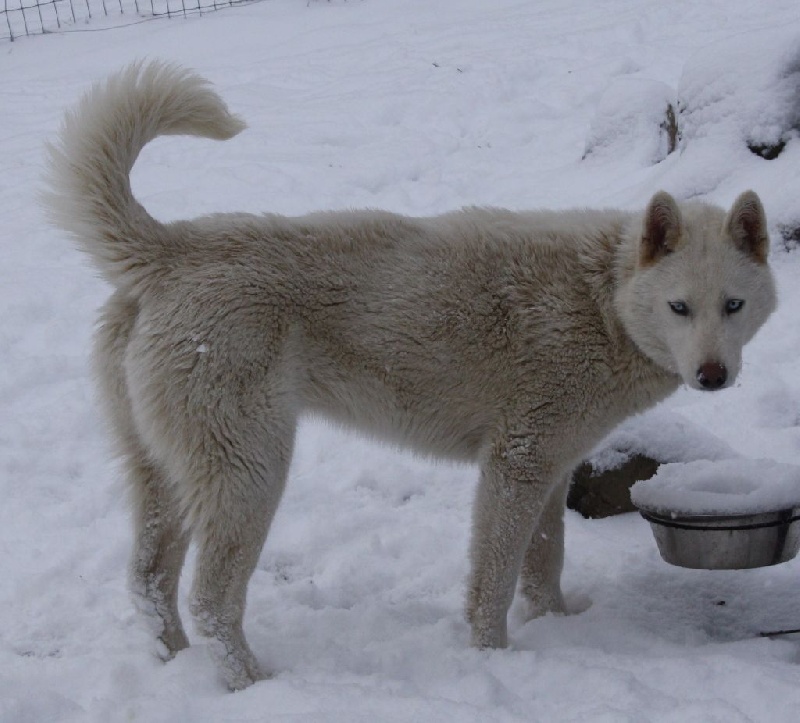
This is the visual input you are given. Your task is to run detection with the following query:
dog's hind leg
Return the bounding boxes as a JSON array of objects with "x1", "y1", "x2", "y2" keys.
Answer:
[
  {"x1": 128, "y1": 458, "x2": 192, "y2": 657},
  {"x1": 94, "y1": 292, "x2": 191, "y2": 658},
  {"x1": 186, "y1": 411, "x2": 295, "y2": 691},
  {"x1": 466, "y1": 440, "x2": 554, "y2": 649},
  {"x1": 519, "y1": 474, "x2": 568, "y2": 619}
]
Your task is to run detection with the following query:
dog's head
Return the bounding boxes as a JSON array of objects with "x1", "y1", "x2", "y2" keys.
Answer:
[{"x1": 616, "y1": 190, "x2": 777, "y2": 391}]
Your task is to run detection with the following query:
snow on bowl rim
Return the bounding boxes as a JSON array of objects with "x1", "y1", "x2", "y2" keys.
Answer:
[{"x1": 630, "y1": 458, "x2": 800, "y2": 518}]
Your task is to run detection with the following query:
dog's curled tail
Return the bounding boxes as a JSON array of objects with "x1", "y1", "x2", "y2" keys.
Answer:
[{"x1": 44, "y1": 60, "x2": 246, "y2": 288}]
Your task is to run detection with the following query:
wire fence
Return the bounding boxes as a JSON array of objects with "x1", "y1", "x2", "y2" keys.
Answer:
[{"x1": 2, "y1": 0, "x2": 261, "y2": 41}]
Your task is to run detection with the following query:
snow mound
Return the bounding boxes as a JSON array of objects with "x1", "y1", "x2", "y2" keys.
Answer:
[
  {"x1": 585, "y1": 409, "x2": 737, "y2": 474},
  {"x1": 678, "y1": 28, "x2": 800, "y2": 155},
  {"x1": 631, "y1": 459, "x2": 800, "y2": 516},
  {"x1": 583, "y1": 78, "x2": 677, "y2": 164}
]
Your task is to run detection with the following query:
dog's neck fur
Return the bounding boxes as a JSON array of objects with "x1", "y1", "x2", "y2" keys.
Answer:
[{"x1": 580, "y1": 214, "x2": 682, "y2": 404}]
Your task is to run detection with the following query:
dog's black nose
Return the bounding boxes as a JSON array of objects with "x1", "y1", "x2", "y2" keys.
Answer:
[{"x1": 697, "y1": 362, "x2": 727, "y2": 390}]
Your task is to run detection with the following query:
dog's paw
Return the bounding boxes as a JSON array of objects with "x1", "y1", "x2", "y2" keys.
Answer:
[
  {"x1": 131, "y1": 589, "x2": 189, "y2": 661},
  {"x1": 468, "y1": 607, "x2": 509, "y2": 650},
  {"x1": 562, "y1": 591, "x2": 592, "y2": 616},
  {"x1": 222, "y1": 658, "x2": 269, "y2": 692},
  {"x1": 208, "y1": 639, "x2": 269, "y2": 691},
  {"x1": 522, "y1": 589, "x2": 592, "y2": 621},
  {"x1": 156, "y1": 628, "x2": 190, "y2": 661}
]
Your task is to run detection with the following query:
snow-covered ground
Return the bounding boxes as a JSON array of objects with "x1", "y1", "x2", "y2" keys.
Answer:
[{"x1": 3, "y1": 0, "x2": 800, "y2": 719}]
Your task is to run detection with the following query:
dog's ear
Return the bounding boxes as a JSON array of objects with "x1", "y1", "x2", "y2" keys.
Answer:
[
  {"x1": 640, "y1": 191, "x2": 683, "y2": 266},
  {"x1": 725, "y1": 191, "x2": 769, "y2": 264}
]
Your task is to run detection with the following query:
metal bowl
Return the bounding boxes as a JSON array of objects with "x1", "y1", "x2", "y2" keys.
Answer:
[{"x1": 639, "y1": 507, "x2": 800, "y2": 569}]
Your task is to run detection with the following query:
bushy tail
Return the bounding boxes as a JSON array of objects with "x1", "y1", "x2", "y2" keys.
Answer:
[{"x1": 44, "y1": 60, "x2": 246, "y2": 288}]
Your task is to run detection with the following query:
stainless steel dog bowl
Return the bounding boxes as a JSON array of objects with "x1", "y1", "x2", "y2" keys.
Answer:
[
  {"x1": 631, "y1": 459, "x2": 800, "y2": 570},
  {"x1": 639, "y1": 507, "x2": 800, "y2": 569}
]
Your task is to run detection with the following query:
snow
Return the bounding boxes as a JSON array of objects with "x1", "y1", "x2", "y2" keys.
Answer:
[
  {"x1": 3, "y1": 0, "x2": 800, "y2": 720},
  {"x1": 632, "y1": 459, "x2": 800, "y2": 516},
  {"x1": 583, "y1": 408, "x2": 738, "y2": 474}
]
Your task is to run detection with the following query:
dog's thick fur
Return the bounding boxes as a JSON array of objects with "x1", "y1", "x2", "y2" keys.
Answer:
[{"x1": 45, "y1": 62, "x2": 777, "y2": 690}]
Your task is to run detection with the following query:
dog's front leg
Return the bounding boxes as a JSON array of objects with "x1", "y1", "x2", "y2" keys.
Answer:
[
  {"x1": 466, "y1": 440, "x2": 554, "y2": 649},
  {"x1": 519, "y1": 474, "x2": 569, "y2": 619}
]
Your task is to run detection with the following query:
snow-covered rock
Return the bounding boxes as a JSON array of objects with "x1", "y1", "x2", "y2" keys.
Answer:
[
  {"x1": 569, "y1": 410, "x2": 737, "y2": 518},
  {"x1": 677, "y1": 29, "x2": 800, "y2": 157},
  {"x1": 583, "y1": 77, "x2": 677, "y2": 165},
  {"x1": 583, "y1": 409, "x2": 738, "y2": 474}
]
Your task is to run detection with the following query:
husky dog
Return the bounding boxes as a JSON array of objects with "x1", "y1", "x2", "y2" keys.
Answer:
[{"x1": 45, "y1": 62, "x2": 776, "y2": 690}]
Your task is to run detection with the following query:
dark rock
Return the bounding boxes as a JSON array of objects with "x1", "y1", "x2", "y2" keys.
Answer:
[
  {"x1": 747, "y1": 140, "x2": 787, "y2": 160},
  {"x1": 778, "y1": 223, "x2": 800, "y2": 251},
  {"x1": 568, "y1": 453, "x2": 660, "y2": 519},
  {"x1": 660, "y1": 103, "x2": 678, "y2": 155}
]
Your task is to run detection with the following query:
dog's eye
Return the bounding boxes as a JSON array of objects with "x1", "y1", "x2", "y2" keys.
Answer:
[
  {"x1": 668, "y1": 301, "x2": 690, "y2": 316},
  {"x1": 725, "y1": 298, "x2": 745, "y2": 314}
]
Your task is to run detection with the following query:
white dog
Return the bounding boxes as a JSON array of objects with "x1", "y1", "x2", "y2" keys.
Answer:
[{"x1": 45, "y1": 61, "x2": 777, "y2": 690}]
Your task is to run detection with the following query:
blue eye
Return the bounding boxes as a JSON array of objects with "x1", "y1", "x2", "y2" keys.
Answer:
[
  {"x1": 725, "y1": 299, "x2": 744, "y2": 314},
  {"x1": 668, "y1": 301, "x2": 689, "y2": 316}
]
